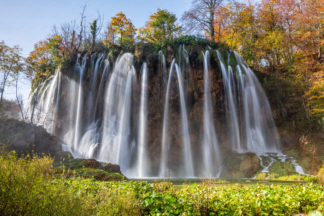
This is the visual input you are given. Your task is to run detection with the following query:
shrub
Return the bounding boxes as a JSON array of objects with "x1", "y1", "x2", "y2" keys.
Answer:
[
  {"x1": 0, "y1": 152, "x2": 323, "y2": 215},
  {"x1": 318, "y1": 165, "x2": 324, "y2": 183}
]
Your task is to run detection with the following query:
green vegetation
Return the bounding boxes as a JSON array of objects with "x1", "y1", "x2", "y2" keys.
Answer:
[
  {"x1": 137, "y1": 9, "x2": 181, "y2": 43},
  {"x1": 0, "y1": 152, "x2": 323, "y2": 215}
]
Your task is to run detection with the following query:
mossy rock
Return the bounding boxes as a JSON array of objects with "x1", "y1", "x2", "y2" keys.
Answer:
[
  {"x1": 74, "y1": 168, "x2": 125, "y2": 181},
  {"x1": 57, "y1": 158, "x2": 87, "y2": 169},
  {"x1": 268, "y1": 160, "x2": 296, "y2": 177},
  {"x1": 56, "y1": 158, "x2": 125, "y2": 181},
  {"x1": 103, "y1": 163, "x2": 121, "y2": 173},
  {"x1": 222, "y1": 152, "x2": 260, "y2": 178}
]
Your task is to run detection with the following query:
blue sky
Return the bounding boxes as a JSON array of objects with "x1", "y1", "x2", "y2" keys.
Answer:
[{"x1": 0, "y1": 0, "x2": 191, "y2": 57}]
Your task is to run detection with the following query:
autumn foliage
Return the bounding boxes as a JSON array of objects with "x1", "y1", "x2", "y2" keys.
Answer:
[
  {"x1": 212, "y1": 0, "x2": 323, "y2": 124},
  {"x1": 104, "y1": 12, "x2": 136, "y2": 46}
]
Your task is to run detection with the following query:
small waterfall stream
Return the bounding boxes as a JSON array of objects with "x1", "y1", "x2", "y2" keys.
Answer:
[
  {"x1": 136, "y1": 63, "x2": 149, "y2": 178},
  {"x1": 202, "y1": 51, "x2": 222, "y2": 177},
  {"x1": 160, "y1": 59, "x2": 175, "y2": 177},
  {"x1": 175, "y1": 64, "x2": 194, "y2": 177}
]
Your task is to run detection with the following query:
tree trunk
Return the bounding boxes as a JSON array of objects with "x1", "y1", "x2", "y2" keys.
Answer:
[
  {"x1": 209, "y1": 10, "x2": 215, "y2": 40},
  {"x1": 0, "y1": 72, "x2": 9, "y2": 103}
]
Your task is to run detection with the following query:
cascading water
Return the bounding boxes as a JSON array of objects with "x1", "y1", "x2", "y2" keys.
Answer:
[
  {"x1": 28, "y1": 48, "x2": 306, "y2": 178},
  {"x1": 72, "y1": 54, "x2": 87, "y2": 152},
  {"x1": 174, "y1": 64, "x2": 194, "y2": 177},
  {"x1": 217, "y1": 51, "x2": 241, "y2": 152},
  {"x1": 99, "y1": 53, "x2": 137, "y2": 173},
  {"x1": 160, "y1": 60, "x2": 194, "y2": 177},
  {"x1": 135, "y1": 63, "x2": 149, "y2": 178},
  {"x1": 160, "y1": 60, "x2": 175, "y2": 177},
  {"x1": 217, "y1": 50, "x2": 280, "y2": 154},
  {"x1": 201, "y1": 51, "x2": 222, "y2": 177},
  {"x1": 28, "y1": 68, "x2": 62, "y2": 133}
]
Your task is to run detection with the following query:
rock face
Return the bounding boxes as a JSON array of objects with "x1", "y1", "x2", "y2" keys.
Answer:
[
  {"x1": 103, "y1": 163, "x2": 121, "y2": 173},
  {"x1": 59, "y1": 158, "x2": 125, "y2": 181},
  {"x1": 53, "y1": 45, "x2": 227, "y2": 176},
  {"x1": 0, "y1": 118, "x2": 67, "y2": 158}
]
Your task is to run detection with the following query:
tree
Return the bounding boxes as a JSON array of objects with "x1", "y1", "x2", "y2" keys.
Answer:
[
  {"x1": 0, "y1": 41, "x2": 24, "y2": 103},
  {"x1": 26, "y1": 35, "x2": 63, "y2": 90},
  {"x1": 137, "y1": 9, "x2": 182, "y2": 43},
  {"x1": 213, "y1": 2, "x2": 258, "y2": 63},
  {"x1": 182, "y1": 0, "x2": 224, "y2": 40},
  {"x1": 90, "y1": 19, "x2": 98, "y2": 50},
  {"x1": 105, "y1": 12, "x2": 136, "y2": 46},
  {"x1": 292, "y1": 0, "x2": 324, "y2": 122}
]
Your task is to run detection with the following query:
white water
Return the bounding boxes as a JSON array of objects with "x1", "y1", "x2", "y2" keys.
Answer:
[
  {"x1": 73, "y1": 55, "x2": 87, "y2": 151},
  {"x1": 175, "y1": 64, "x2": 194, "y2": 177},
  {"x1": 27, "y1": 68, "x2": 62, "y2": 133},
  {"x1": 258, "y1": 153, "x2": 307, "y2": 175},
  {"x1": 216, "y1": 51, "x2": 242, "y2": 152},
  {"x1": 160, "y1": 59, "x2": 175, "y2": 177},
  {"x1": 217, "y1": 51, "x2": 280, "y2": 154},
  {"x1": 99, "y1": 53, "x2": 136, "y2": 173},
  {"x1": 160, "y1": 60, "x2": 194, "y2": 177},
  {"x1": 202, "y1": 51, "x2": 222, "y2": 177},
  {"x1": 135, "y1": 63, "x2": 149, "y2": 177}
]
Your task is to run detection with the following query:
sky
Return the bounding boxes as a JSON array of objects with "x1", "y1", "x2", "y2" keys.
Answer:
[
  {"x1": 0, "y1": 0, "x2": 191, "y2": 101},
  {"x1": 0, "y1": 0, "x2": 192, "y2": 57}
]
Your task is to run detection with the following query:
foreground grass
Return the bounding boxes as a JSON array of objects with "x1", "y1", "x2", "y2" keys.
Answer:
[{"x1": 0, "y1": 152, "x2": 323, "y2": 216}]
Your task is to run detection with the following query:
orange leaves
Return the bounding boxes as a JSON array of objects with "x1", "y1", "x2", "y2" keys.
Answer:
[
  {"x1": 26, "y1": 35, "x2": 64, "y2": 90},
  {"x1": 106, "y1": 12, "x2": 136, "y2": 45},
  {"x1": 213, "y1": 0, "x2": 323, "y2": 120}
]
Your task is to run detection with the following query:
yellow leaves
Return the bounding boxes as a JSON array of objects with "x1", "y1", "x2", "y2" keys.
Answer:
[
  {"x1": 0, "y1": 41, "x2": 23, "y2": 77},
  {"x1": 305, "y1": 70, "x2": 324, "y2": 120},
  {"x1": 26, "y1": 35, "x2": 64, "y2": 90},
  {"x1": 137, "y1": 9, "x2": 181, "y2": 43},
  {"x1": 211, "y1": 0, "x2": 323, "y2": 121},
  {"x1": 107, "y1": 12, "x2": 136, "y2": 45}
]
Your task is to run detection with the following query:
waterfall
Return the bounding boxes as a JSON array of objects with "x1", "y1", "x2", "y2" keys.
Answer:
[
  {"x1": 160, "y1": 60, "x2": 175, "y2": 177},
  {"x1": 216, "y1": 51, "x2": 241, "y2": 152},
  {"x1": 160, "y1": 60, "x2": 194, "y2": 177},
  {"x1": 175, "y1": 64, "x2": 194, "y2": 177},
  {"x1": 217, "y1": 50, "x2": 280, "y2": 154},
  {"x1": 87, "y1": 53, "x2": 104, "y2": 125},
  {"x1": 28, "y1": 48, "x2": 303, "y2": 178},
  {"x1": 99, "y1": 53, "x2": 136, "y2": 173},
  {"x1": 28, "y1": 68, "x2": 62, "y2": 133},
  {"x1": 135, "y1": 63, "x2": 149, "y2": 177},
  {"x1": 73, "y1": 54, "x2": 87, "y2": 151},
  {"x1": 77, "y1": 54, "x2": 105, "y2": 159},
  {"x1": 202, "y1": 51, "x2": 222, "y2": 177}
]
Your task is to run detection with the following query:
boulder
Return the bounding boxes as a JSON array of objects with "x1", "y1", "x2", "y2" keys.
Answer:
[
  {"x1": 0, "y1": 118, "x2": 68, "y2": 159},
  {"x1": 103, "y1": 163, "x2": 121, "y2": 173},
  {"x1": 222, "y1": 151, "x2": 261, "y2": 178}
]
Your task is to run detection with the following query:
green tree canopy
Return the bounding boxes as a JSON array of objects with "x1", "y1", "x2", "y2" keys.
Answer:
[
  {"x1": 0, "y1": 41, "x2": 24, "y2": 102},
  {"x1": 138, "y1": 9, "x2": 181, "y2": 43}
]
